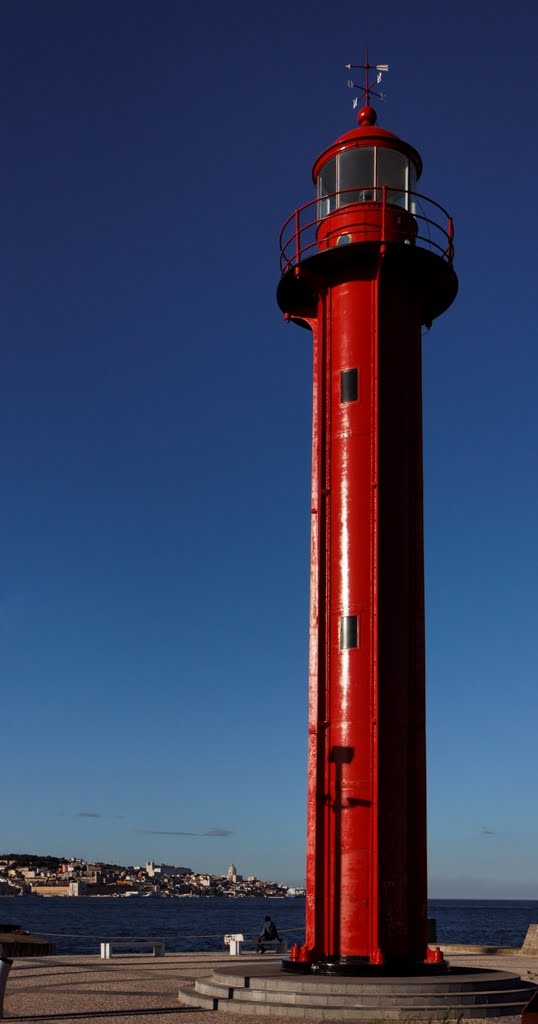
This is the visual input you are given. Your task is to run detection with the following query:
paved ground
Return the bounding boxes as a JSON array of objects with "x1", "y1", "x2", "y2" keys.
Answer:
[{"x1": 3, "y1": 950, "x2": 538, "y2": 1023}]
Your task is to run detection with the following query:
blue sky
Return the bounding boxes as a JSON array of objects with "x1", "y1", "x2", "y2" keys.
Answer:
[{"x1": 1, "y1": 1, "x2": 537, "y2": 897}]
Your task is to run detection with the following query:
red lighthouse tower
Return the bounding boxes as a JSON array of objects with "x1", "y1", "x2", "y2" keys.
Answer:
[{"x1": 278, "y1": 64, "x2": 457, "y2": 973}]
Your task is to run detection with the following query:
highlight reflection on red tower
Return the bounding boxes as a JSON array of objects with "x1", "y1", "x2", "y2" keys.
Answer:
[{"x1": 277, "y1": 68, "x2": 457, "y2": 971}]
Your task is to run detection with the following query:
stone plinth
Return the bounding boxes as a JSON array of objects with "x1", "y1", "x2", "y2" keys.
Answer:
[
  {"x1": 178, "y1": 961, "x2": 537, "y2": 1019},
  {"x1": 0, "y1": 928, "x2": 55, "y2": 957}
]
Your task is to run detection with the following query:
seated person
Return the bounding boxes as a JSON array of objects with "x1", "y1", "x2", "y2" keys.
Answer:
[{"x1": 256, "y1": 915, "x2": 282, "y2": 953}]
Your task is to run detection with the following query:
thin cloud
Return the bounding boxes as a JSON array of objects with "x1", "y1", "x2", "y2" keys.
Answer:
[
  {"x1": 481, "y1": 825, "x2": 497, "y2": 836},
  {"x1": 139, "y1": 830, "x2": 198, "y2": 836},
  {"x1": 137, "y1": 827, "x2": 232, "y2": 837},
  {"x1": 77, "y1": 812, "x2": 102, "y2": 819}
]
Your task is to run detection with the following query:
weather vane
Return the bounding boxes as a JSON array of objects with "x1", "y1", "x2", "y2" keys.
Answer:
[{"x1": 345, "y1": 48, "x2": 389, "y2": 109}]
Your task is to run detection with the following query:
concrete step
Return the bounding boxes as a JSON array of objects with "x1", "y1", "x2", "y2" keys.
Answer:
[
  {"x1": 196, "y1": 975, "x2": 534, "y2": 1009},
  {"x1": 177, "y1": 981, "x2": 216, "y2": 1010},
  {"x1": 212, "y1": 964, "x2": 530, "y2": 995},
  {"x1": 237, "y1": 986, "x2": 532, "y2": 1009},
  {"x1": 176, "y1": 965, "x2": 537, "y2": 1020}
]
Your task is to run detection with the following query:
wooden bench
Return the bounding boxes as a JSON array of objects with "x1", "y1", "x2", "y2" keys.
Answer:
[
  {"x1": 100, "y1": 940, "x2": 165, "y2": 958},
  {"x1": 255, "y1": 939, "x2": 288, "y2": 954},
  {"x1": 224, "y1": 934, "x2": 287, "y2": 955}
]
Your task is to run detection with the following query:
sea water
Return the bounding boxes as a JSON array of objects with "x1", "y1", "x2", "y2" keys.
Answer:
[{"x1": 1, "y1": 896, "x2": 537, "y2": 955}]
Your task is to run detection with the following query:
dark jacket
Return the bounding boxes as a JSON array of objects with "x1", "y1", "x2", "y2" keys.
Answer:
[{"x1": 261, "y1": 919, "x2": 280, "y2": 941}]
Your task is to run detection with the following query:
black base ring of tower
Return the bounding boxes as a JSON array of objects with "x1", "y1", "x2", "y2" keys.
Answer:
[{"x1": 281, "y1": 956, "x2": 450, "y2": 976}]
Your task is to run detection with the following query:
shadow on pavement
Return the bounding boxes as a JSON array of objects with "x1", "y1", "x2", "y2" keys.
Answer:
[{"x1": 6, "y1": 1008, "x2": 197, "y2": 1021}]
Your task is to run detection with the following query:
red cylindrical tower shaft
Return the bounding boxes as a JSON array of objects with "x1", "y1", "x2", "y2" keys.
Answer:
[{"x1": 278, "y1": 102, "x2": 457, "y2": 971}]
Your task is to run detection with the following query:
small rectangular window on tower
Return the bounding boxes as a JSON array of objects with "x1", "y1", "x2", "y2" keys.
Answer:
[
  {"x1": 340, "y1": 615, "x2": 359, "y2": 650},
  {"x1": 340, "y1": 368, "x2": 358, "y2": 403}
]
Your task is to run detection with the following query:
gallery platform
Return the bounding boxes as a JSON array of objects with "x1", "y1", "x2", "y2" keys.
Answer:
[{"x1": 178, "y1": 959, "x2": 538, "y2": 1019}]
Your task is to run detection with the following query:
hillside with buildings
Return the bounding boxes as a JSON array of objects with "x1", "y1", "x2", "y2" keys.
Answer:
[{"x1": 0, "y1": 855, "x2": 304, "y2": 898}]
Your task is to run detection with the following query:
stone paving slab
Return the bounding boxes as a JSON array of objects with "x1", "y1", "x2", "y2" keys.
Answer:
[
  {"x1": 4, "y1": 952, "x2": 282, "y2": 1024},
  {"x1": 3, "y1": 950, "x2": 538, "y2": 1024}
]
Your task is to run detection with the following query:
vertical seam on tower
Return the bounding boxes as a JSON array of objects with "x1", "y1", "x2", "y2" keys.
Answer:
[
  {"x1": 324, "y1": 284, "x2": 333, "y2": 956},
  {"x1": 370, "y1": 261, "x2": 381, "y2": 959}
]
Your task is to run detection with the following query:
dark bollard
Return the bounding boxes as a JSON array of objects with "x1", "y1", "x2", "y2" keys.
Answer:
[
  {"x1": 427, "y1": 918, "x2": 437, "y2": 942},
  {"x1": 0, "y1": 956, "x2": 13, "y2": 1019}
]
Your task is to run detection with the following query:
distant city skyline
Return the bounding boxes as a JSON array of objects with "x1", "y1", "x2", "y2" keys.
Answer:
[
  {"x1": 3, "y1": 847, "x2": 537, "y2": 900},
  {"x1": 1, "y1": 0, "x2": 537, "y2": 900}
]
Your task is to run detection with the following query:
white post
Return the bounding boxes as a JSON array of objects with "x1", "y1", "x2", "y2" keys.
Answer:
[{"x1": 224, "y1": 933, "x2": 244, "y2": 956}]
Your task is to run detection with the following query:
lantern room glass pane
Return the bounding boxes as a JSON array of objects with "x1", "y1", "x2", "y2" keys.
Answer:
[
  {"x1": 338, "y1": 148, "x2": 375, "y2": 205},
  {"x1": 317, "y1": 157, "x2": 337, "y2": 218},
  {"x1": 408, "y1": 160, "x2": 417, "y2": 214},
  {"x1": 377, "y1": 148, "x2": 407, "y2": 208}
]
